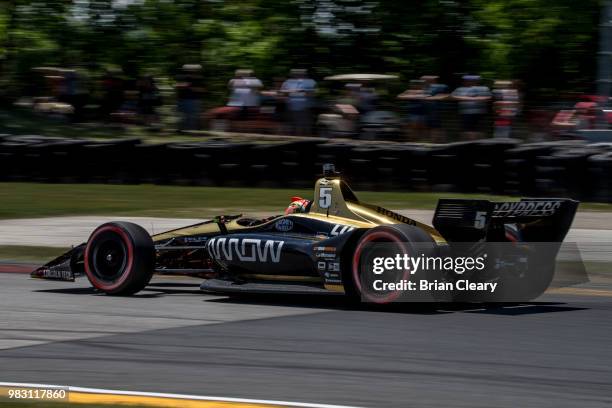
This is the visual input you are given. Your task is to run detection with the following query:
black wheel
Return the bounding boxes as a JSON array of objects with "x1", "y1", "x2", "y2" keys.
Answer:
[
  {"x1": 494, "y1": 261, "x2": 556, "y2": 302},
  {"x1": 344, "y1": 224, "x2": 436, "y2": 304},
  {"x1": 84, "y1": 222, "x2": 154, "y2": 295}
]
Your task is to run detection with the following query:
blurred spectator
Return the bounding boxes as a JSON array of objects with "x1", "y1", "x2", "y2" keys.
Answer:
[
  {"x1": 101, "y1": 68, "x2": 124, "y2": 119},
  {"x1": 356, "y1": 85, "x2": 378, "y2": 113},
  {"x1": 176, "y1": 64, "x2": 205, "y2": 131},
  {"x1": 552, "y1": 101, "x2": 599, "y2": 135},
  {"x1": 397, "y1": 79, "x2": 427, "y2": 137},
  {"x1": 227, "y1": 69, "x2": 263, "y2": 118},
  {"x1": 59, "y1": 68, "x2": 88, "y2": 122},
  {"x1": 137, "y1": 75, "x2": 161, "y2": 128},
  {"x1": 398, "y1": 75, "x2": 449, "y2": 141},
  {"x1": 422, "y1": 75, "x2": 449, "y2": 142},
  {"x1": 30, "y1": 67, "x2": 73, "y2": 116},
  {"x1": 112, "y1": 89, "x2": 140, "y2": 124},
  {"x1": 492, "y1": 80, "x2": 520, "y2": 138},
  {"x1": 338, "y1": 83, "x2": 360, "y2": 107},
  {"x1": 451, "y1": 75, "x2": 492, "y2": 139},
  {"x1": 264, "y1": 77, "x2": 288, "y2": 127},
  {"x1": 280, "y1": 69, "x2": 317, "y2": 135}
]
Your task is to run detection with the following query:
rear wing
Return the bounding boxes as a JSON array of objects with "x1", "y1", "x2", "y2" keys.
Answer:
[{"x1": 433, "y1": 198, "x2": 579, "y2": 243}]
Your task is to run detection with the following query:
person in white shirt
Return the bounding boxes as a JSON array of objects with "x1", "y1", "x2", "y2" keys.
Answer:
[
  {"x1": 451, "y1": 75, "x2": 492, "y2": 139},
  {"x1": 280, "y1": 69, "x2": 317, "y2": 135},
  {"x1": 227, "y1": 69, "x2": 263, "y2": 112}
]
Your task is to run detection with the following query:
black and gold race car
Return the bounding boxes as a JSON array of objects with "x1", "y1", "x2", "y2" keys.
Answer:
[{"x1": 32, "y1": 165, "x2": 579, "y2": 303}]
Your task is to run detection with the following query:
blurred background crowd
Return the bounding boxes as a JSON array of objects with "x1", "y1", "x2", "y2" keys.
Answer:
[{"x1": 0, "y1": 0, "x2": 606, "y2": 142}]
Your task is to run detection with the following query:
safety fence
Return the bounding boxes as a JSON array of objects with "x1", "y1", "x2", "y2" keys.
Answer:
[{"x1": 1, "y1": 134, "x2": 612, "y2": 202}]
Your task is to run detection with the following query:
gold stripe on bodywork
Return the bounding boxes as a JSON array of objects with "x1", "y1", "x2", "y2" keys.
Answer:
[
  {"x1": 292, "y1": 212, "x2": 374, "y2": 228},
  {"x1": 324, "y1": 284, "x2": 345, "y2": 293}
]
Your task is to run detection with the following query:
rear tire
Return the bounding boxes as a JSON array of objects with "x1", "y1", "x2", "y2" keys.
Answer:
[
  {"x1": 344, "y1": 224, "x2": 436, "y2": 304},
  {"x1": 84, "y1": 222, "x2": 154, "y2": 295}
]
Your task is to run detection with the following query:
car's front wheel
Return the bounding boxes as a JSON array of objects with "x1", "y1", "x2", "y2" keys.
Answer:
[{"x1": 84, "y1": 222, "x2": 154, "y2": 295}]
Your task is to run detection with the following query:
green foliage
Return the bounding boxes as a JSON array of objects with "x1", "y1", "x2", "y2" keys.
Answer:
[
  {"x1": 471, "y1": 0, "x2": 600, "y2": 93},
  {"x1": 0, "y1": 181, "x2": 609, "y2": 221},
  {"x1": 0, "y1": 0, "x2": 602, "y2": 103}
]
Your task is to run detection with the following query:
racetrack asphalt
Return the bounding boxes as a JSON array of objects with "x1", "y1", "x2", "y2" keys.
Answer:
[{"x1": 1, "y1": 272, "x2": 612, "y2": 408}]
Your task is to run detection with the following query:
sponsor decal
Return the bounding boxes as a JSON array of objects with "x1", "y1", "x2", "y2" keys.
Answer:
[
  {"x1": 325, "y1": 275, "x2": 342, "y2": 284},
  {"x1": 375, "y1": 207, "x2": 418, "y2": 225},
  {"x1": 317, "y1": 261, "x2": 340, "y2": 272},
  {"x1": 183, "y1": 236, "x2": 208, "y2": 243},
  {"x1": 324, "y1": 270, "x2": 341, "y2": 281},
  {"x1": 331, "y1": 224, "x2": 355, "y2": 236},
  {"x1": 493, "y1": 201, "x2": 561, "y2": 217},
  {"x1": 313, "y1": 246, "x2": 336, "y2": 252},
  {"x1": 275, "y1": 219, "x2": 294, "y2": 232},
  {"x1": 39, "y1": 268, "x2": 73, "y2": 281},
  {"x1": 207, "y1": 237, "x2": 284, "y2": 263}
]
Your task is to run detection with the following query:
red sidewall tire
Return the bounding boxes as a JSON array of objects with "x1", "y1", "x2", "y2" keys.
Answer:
[
  {"x1": 84, "y1": 225, "x2": 135, "y2": 293},
  {"x1": 84, "y1": 222, "x2": 153, "y2": 295},
  {"x1": 351, "y1": 230, "x2": 411, "y2": 304}
]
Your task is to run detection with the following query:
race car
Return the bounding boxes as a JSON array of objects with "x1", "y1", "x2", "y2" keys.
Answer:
[{"x1": 32, "y1": 164, "x2": 579, "y2": 303}]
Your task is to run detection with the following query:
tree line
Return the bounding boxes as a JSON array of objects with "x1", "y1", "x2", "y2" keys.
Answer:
[{"x1": 0, "y1": 0, "x2": 601, "y2": 105}]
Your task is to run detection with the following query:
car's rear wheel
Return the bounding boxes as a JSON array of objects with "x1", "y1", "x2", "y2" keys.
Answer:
[
  {"x1": 345, "y1": 224, "x2": 436, "y2": 304},
  {"x1": 84, "y1": 222, "x2": 154, "y2": 295}
]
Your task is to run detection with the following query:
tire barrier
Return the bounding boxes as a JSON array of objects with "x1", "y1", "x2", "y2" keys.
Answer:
[
  {"x1": 80, "y1": 138, "x2": 142, "y2": 184},
  {"x1": 503, "y1": 141, "x2": 583, "y2": 197},
  {"x1": 536, "y1": 145, "x2": 605, "y2": 200},
  {"x1": 3, "y1": 135, "x2": 612, "y2": 202},
  {"x1": 588, "y1": 152, "x2": 612, "y2": 202}
]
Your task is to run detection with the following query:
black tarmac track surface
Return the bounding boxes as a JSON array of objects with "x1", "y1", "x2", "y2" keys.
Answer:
[{"x1": 1, "y1": 272, "x2": 612, "y2": 407}]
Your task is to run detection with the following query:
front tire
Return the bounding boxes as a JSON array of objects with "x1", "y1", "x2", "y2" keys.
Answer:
[{"x1": 84, "y1": 222, "x2": 154, "y2": 295}]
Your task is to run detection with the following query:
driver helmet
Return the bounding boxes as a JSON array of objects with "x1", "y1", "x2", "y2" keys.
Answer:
[{"x1": 285, "y1": 196, "x2": 310, "y2": 215}]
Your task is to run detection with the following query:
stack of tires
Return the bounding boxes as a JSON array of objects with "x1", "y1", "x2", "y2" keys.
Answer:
[
  {"x1": 503, "y1": 141, "x2": 581, "y2": 196},
  {"x1": 536, "y1": 144, "x2": 603, "y2": 199},
  {"x1": 3, "y1": 132, "x2": 612, "y2": 203},
  {"x1": 588, "y1": 145, "x2": 612, "y2": 202},
  {"x1": 80, "y1": 138, "x2": 142, "y2": 183}
]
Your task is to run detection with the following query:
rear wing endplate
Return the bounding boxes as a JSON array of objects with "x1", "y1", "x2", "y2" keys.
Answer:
[{"x1": 433, "y1": 198, "x2": 579, "y2": 243}]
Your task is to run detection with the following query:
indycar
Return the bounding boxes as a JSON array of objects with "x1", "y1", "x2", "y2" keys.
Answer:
[{"x1": 32, "y1": 164, "x2": 578, "y2": 303}]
